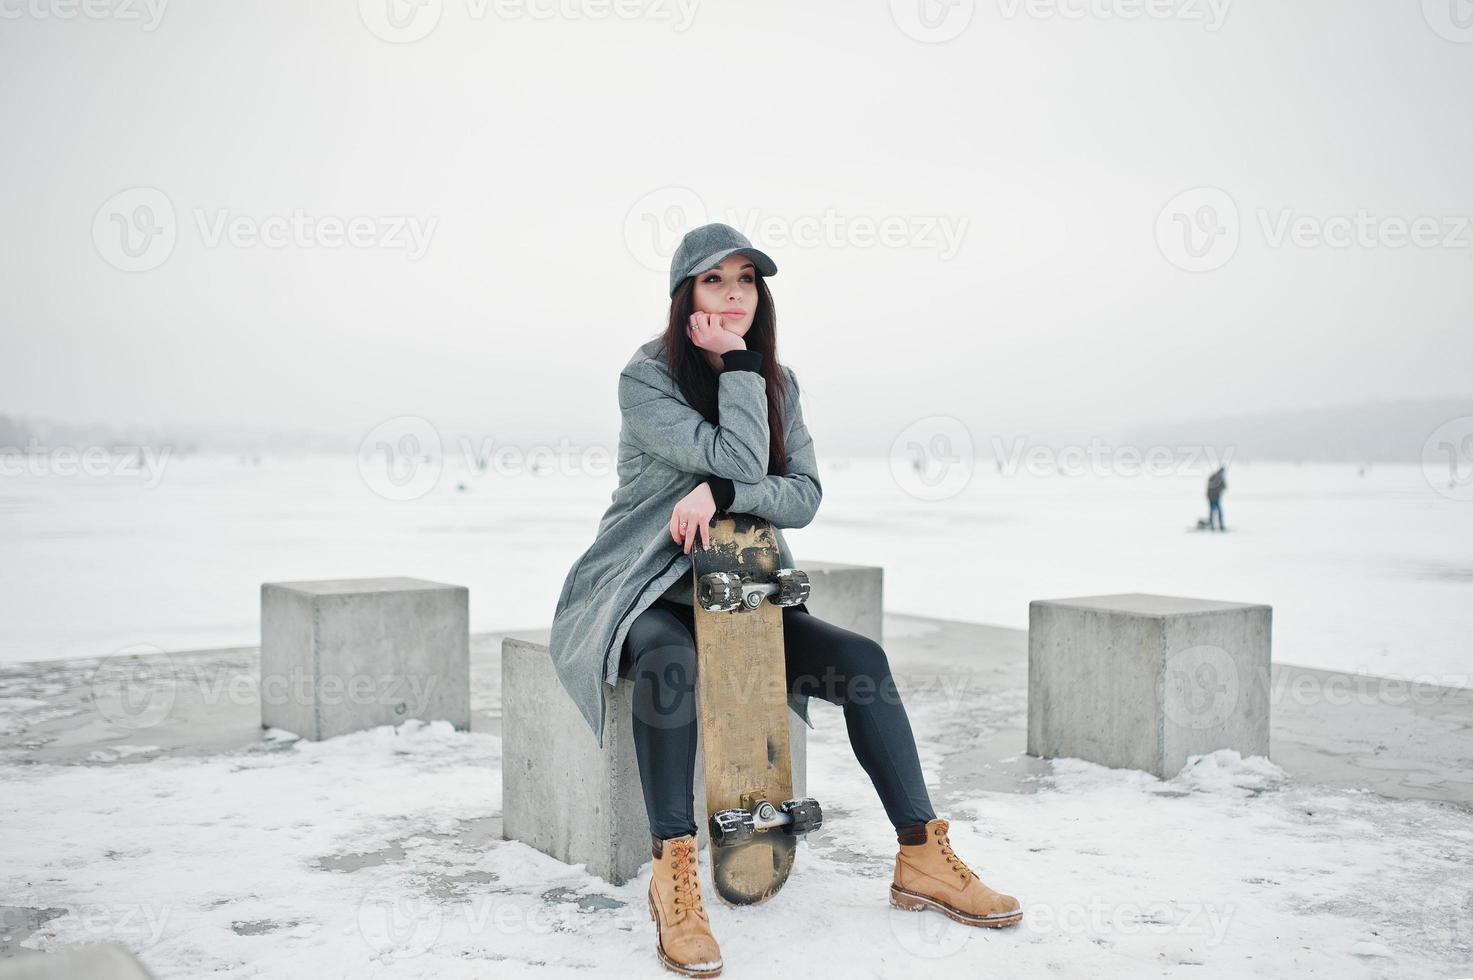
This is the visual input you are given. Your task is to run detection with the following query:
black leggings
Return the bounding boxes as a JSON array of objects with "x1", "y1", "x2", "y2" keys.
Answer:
[{"x1": 617, "y1": 596, "x2": 937, "y2": 840}]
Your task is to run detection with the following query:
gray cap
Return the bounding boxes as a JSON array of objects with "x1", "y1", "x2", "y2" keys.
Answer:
[{"x1": 668, "y1": 222, "x2": 778, "y2": 297}]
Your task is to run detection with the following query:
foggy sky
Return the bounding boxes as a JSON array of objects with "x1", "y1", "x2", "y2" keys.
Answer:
[{"x1": 3, "y1": 0, "x2": 1470, "y2": 455}]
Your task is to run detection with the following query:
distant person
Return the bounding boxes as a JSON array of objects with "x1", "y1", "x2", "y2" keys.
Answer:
[{"x1": 1206, "y1": 466, "x2": 1227, "y2": 531}]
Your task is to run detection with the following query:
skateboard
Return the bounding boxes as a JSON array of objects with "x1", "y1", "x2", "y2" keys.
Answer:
[{"x1": 691, "y1": 513, "x2": 824, "y2": 907}]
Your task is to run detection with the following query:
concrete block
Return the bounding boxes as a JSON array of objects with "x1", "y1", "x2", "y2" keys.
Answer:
[
  {"x1": 0, "y1": 943, "x2": 156, "y2": 980},
  {"x1": 799, "y1": 560, "x2": 883, "y2": 645},
  {"x1": 1027, "y1": 593, "x2": 1272, "y2": 779},
  {"x1": 502, "y1": 558, "x2": 879, "y2": 885},
  {"x1": 259, "y1": 577, "x2": 469, "y2": 740},
  {"x1": 502, "y1": 631, "x2": 806, "y2": 885}
]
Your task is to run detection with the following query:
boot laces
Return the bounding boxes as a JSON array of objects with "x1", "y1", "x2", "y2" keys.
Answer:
[
  {"x1": 934, "y1": 826, "x2": 974, "y2": 882},
  {"x1": 667, "y1": 839, "x2": 707, "y2": 922}
]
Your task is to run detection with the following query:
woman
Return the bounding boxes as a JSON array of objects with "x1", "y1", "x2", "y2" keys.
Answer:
[{"x1": 548, "y1": 222, "x2": 1021, "y2": 977}]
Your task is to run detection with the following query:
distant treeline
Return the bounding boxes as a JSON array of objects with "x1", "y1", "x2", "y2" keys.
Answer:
[
  {"x1": 1118, "y1": 398, "x2": 1473, "y2": 464},
  {"x1": 4, "y1": 397, "x2": 1471, "y2": 462}
]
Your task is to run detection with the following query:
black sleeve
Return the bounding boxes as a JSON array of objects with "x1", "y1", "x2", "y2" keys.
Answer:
[
  {"x1": 706, "y1": 476, "x2": 736, "y2": 511},
  {"x1": 719, "y1": 349, "x2": 764, "y2": 374}
]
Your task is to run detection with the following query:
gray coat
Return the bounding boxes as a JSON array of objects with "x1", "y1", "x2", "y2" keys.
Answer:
[{"x1": 548, "y1": 335, "x2": 823, "y2": 749}]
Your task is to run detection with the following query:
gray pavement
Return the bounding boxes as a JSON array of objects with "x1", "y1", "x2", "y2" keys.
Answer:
[{"x1": 2, "y1": 613, "x2": 1468, "y2": 810}]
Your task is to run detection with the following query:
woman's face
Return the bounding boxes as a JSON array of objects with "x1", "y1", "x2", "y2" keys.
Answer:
[{"x1": 691, "y1": 253, "x2": 760, "y2": 339}]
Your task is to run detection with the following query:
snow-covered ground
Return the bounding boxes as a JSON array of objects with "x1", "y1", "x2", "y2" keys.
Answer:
[
  {"x1": 3, "y1": 708, "x2": 1470, "y2": 978},
  {"x1": 3, "y1": 453, "x2": 1470, "y2": 684}
]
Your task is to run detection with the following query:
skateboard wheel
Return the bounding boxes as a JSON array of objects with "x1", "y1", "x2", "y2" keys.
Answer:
[
  {"x1": 779, "y1": 797, "x2": 823, "y2": 835},
  {"x1": 771, "y1": 569, "x2": 811, "y2": 607},
  {"x1": 710, "y1": 807, "x2": 755, "y2": 848},
  {"x1": 697, "y1": 572, "x2": 743, "y2": 612}
]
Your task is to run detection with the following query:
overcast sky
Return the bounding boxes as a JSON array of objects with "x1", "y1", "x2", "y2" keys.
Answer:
[{"x1": 3, "y1": 0, "x2": 1470, "y2": 453}]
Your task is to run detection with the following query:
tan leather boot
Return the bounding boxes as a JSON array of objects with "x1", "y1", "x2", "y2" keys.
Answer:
[
  {"x1": 647, "y1": 833, "x2": 723, "y2": 977},
  {"x1": 890, "y1": 818, "x2": 1022, "y2": 927}
]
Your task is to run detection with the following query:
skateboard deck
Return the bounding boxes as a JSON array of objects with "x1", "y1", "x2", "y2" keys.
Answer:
[{"x1": 691, "y1": 514, "x2": 821, "y2": 907}]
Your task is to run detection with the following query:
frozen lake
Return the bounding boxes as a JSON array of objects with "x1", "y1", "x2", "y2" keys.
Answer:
[{"x1": 2, "y1": 453, "x2": 1469, "y2": 685}]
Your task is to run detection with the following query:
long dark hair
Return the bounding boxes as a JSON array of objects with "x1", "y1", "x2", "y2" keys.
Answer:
[{"x1": 662, "y1": 275, "x2": 789, "y2": 477}]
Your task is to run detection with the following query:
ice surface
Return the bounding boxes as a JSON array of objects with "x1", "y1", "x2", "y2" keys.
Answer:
[{"x1": 2, "y1": 455, "x2": 1468, "y2": 688}]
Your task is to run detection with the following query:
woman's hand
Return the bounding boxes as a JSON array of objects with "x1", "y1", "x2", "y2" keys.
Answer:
[
  {"x1": 669, "y1": 482, "x2": 717, "y2": 554},
  {"x1": 687, "y1": 312, "x2": 746, "y2": 356}
]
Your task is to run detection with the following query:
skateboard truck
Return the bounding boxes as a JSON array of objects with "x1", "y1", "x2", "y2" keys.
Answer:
[
  {"x1": 698, "y1": 568, "x2": 811, "y2": 613},
  {"x1": 709, "y1": 793, "x2": 824, "y2": 848}
]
